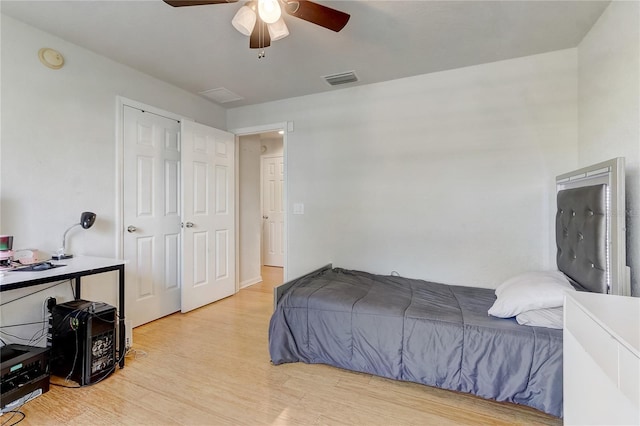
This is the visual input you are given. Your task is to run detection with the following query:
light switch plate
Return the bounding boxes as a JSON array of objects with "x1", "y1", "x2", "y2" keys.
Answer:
[{"x1": 293, "y1": 203, "x2": 304, "y2": 214}]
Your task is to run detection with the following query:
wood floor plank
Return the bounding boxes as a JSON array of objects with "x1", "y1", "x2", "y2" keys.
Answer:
[{"x1": 14, "y1": 266, "x2": 562, "y2": 425}]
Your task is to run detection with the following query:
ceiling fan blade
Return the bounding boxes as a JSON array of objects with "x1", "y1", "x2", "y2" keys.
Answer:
[
  {"x1": 249, "y1": 14, "x2": 271, "y2": 49},
  {"x1": 283, "y1": 0, "x2": 350, "y2": 32},
  {"x1": 163, "y1": 0, "x2": 237, "y2": 7}
]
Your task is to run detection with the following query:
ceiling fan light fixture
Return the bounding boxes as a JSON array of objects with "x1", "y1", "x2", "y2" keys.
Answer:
[
  {"x1": 232, "y1": 5, "x2": 256, "y2": 36},
  {"x1": 267, "y1": 17, "x2": 289, "y2": 41},
  {"x1": 257, "y1": 0, "x2": 281, "y2": 24}
]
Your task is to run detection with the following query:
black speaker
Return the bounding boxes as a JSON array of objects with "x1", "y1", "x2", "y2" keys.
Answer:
[{"x1": 49, "y1": 299, "x2": 116, "y2": 386}]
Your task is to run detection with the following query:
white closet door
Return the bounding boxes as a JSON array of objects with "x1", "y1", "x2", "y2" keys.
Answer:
[
  {"x1": 181, "y1": 119, "x2": 236, "y2": 313},
  {"x1": 123, "y1": 106, "x2": 182, "y2": 327}
]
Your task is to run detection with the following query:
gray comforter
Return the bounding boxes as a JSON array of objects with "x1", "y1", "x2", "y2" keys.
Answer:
[{"x1": 269, "y1": 268, "x2": 563, "y2": 417}]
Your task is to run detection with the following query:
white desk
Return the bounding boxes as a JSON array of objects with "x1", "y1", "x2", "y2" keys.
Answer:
[{"x1": 0, "y1": 256, "x2": 127, "y2": 368}]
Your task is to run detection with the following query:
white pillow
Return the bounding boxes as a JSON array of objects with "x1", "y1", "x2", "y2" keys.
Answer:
[
  {"x1": 488, "y1": 271, "x2": 575, "y2": 318},
  {"x1": 516, "y1": 307, "x2": 564, "y2": 329}
]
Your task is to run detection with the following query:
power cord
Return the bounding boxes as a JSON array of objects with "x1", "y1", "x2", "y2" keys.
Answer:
[
  {"x1": 1, "y1": 410, "x2": 25, "y2": 426},
  {"x1": 0, "y1": 286, "x2": 69, "y2": 345},
  {"x1": 50, "y1": 345, "x2": 128, "y2": 389},
  {"x1": 0, "y1": 280, "x2": 70, "y2": 307},
  {"x1": 125, "y1": 347, "x2": 148, "y2": 360},
  {"x1": 1, "y1": 302, "x2": 125, "y2": 424},
  {"x1": 64, "y1": 325, "x2": 79, "y2": 383},
  {"x1": 0, "y1": 388, "x2": 41, "y2": 426}
]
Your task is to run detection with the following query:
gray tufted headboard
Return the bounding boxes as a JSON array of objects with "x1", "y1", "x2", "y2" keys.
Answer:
[
  {"x1": 556, "y1": 158, "x2": 630, "y2": 296},
  {"x1": 556, "y1": 185, "x2": 607, "y2": 293}
]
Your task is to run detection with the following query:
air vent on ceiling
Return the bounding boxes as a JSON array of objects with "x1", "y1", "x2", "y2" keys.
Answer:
[
  {"x1": 199, "y1": 87, "x2": 244, "y2": 104},
  {"x1": 323, "y1": 71, "x2": 358, "y2": 86}
]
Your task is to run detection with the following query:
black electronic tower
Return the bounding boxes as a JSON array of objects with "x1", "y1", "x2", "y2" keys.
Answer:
[{"x1": 49, "y1": 299, "x2": 116, "y2": 386}]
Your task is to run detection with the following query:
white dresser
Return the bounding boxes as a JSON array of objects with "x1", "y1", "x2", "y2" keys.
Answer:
[{"x1": 564, "y1": 291, "x2": 640, "y2": 425}]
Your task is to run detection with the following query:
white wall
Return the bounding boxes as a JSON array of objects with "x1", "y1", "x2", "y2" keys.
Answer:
[
  {"x1": 228, "y1": 49, "x2": 579, "y2": 286},
  {"x1": 577, "y1": 0, "x2": 640, "y2": 296},
  {"x1": 0, "y1": 15, "x2": 226, "y2": 344}
]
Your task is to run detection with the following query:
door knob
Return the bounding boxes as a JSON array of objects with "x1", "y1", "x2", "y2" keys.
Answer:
[
  {"x1": 263, "y1": 216, "x2": 269, "y2": 220},
  {"x1": 185, "y1": 222, "x2": 195, "y2": 228},
  {"x1": 127, "y1": 225, "x2": 137, "y2": 233}
]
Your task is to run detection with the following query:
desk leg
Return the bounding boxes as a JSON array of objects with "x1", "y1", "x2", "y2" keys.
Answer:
[
  {"x1": 75, "y1": 277, "x2": 81, "y2": 299},
  {"x1": 118, "y1": 265, "x2": 126, "y2": 368}
]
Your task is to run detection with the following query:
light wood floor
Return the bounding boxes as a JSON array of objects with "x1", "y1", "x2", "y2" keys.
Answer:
[{"x1": 14, "y1": 266, "x2": 562, "y2": 425}]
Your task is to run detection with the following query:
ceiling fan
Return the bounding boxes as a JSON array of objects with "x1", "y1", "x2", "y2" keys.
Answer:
[{"x1": 163, "y1": 0, "x2": 350, "y2": 56}]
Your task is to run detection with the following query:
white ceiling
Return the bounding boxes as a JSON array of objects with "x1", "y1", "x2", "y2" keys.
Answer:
[{"x1": 1, "y1": 0, "x2": 610, "y2": 108}]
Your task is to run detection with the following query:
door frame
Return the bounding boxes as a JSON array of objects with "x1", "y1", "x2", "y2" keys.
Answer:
[
  {"x1": 231, "y1": 122, "x2": 289, "y2": 282},
  {"x1": 115, "y1": 96, "x2": 186, "y2": 261}
]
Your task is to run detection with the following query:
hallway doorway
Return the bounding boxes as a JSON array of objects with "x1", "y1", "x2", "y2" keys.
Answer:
[{"x1": 237, "y1": 130, "x2": 285, "y2": 289}]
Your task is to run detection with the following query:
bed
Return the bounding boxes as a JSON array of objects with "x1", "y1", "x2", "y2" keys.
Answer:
[{"x1": 268, "y1": 158, "x2": 630, "y2": 418}]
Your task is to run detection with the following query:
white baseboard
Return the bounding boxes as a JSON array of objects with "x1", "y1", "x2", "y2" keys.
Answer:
[{"x1": 241, "y1": 276, "x2": 262, "y2": 289}]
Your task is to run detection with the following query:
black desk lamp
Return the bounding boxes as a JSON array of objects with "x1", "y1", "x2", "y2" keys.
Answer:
[{"x1": 52, "y1": 212, "x2": 96, "y2": 260}]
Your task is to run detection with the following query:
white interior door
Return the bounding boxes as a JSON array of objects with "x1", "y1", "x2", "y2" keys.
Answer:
[
  {"x1": 262, "y1": 155, "x2": 284, "y2": 267},
  {"x1": 181, "y1": 119, "x2": 236, "y2": 313},
  {"x1": 123, "y1": 106, "x2": 182, "y2": 327}
]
